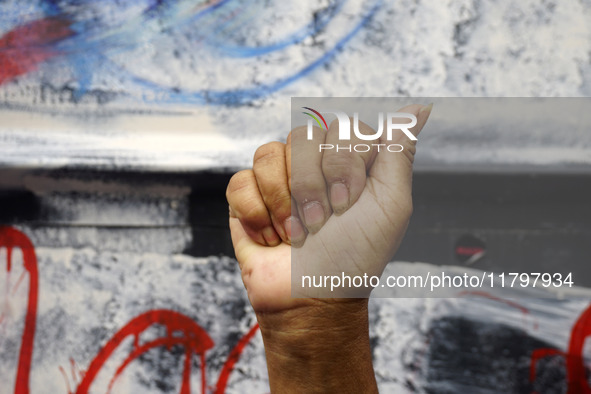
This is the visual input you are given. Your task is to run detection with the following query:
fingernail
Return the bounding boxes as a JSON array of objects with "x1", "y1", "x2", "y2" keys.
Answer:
[
  {"x1": 262, "y1": 226, "x2": 280, "y2": 246},
  {"x1": 302, "y1": 201, "x2": 324, "y2": 233},
  {"x1": 285, "y1": 216, "x2": 305, "y2": 245},
  {"x1": 420, "y1": 103, "x2": 434, "y2": 116},
  {"x1": 330, "y1": 183, "x2": 349, "y2": 214}
]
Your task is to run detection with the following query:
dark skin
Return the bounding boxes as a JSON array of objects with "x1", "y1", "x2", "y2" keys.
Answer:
[{"x1": 227, "y1": 104, "x2": 432, "y2": 392}]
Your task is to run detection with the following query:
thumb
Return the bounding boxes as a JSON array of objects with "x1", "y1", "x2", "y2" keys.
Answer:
[{"x1": 369, "y1": 103, "x2": 433, "y2": 198}]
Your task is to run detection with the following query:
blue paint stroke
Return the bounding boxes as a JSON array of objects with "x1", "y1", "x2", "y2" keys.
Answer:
[
  {"x1": 1, "y1": 0, "x2": 382, "y2": 106},
  {"x1": 208, "y1": 0, "x2": 349, "y2": 58}
]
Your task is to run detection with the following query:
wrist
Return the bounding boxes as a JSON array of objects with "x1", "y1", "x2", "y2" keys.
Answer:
[
  {"x1": 256, "y1": 299, "x2": 378, "y2": 393},
  {"x1": 257, "y1": 299, "x2": 369, "y2": 348}
]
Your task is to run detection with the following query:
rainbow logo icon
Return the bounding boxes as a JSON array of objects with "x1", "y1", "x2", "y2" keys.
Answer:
[{"x1": 302, "y1": 107, "x2": 329, "y2": 130}]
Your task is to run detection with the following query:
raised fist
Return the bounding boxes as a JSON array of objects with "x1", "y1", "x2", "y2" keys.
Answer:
[{"x1": 227, "y1": 104, "x2": 432, "y2": 312}]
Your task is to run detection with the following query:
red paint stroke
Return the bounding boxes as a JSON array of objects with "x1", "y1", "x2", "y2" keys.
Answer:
[
  {"x1": 214, "y1": 323, "x2": 260, "y2": 394},
  {"x1": 75, "y1": 309, "x2": 214, "y2": 394},
  {"x1": 530, "y1": 303, "x2": 591, "y2": 394},
  {"x1": 74, "y1": 311, "x2": 259, "y2": 394},
  {"x1": 70, "y1": 358, "x2": 82, "y2": 386},
  {"x1": 0, "y1": 16, "x2": 74, "y2": 85},
  {"x1": 60, "y1": 358, "x2": 85, "y2": 394},
  {"x1": 0, "y1": 226, "x2": 260, "y2": 394},
  {"x1": 455, "y1": 246, "x2": 484, "y2": 256},
  {"x1": 530, "y1": 348, "x2": 564, "y2": 383},
  {"x1": 0, "y1": 227, "x2": 39, "y2": 394},
  {"x1": 458, "y1": 290, "x2": 537, "y2": 329},
  {"x1": 59, "y1": 365, "x2": 72, "y2": 394}
]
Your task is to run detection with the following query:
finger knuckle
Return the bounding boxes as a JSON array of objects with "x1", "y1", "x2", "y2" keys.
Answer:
[
  {"x1": 329, "y1": 118, "x2": 341, "y2": 130},
  {"x1": 226, "y1": 170, "x2": 254, "y2": 198},
  {"x1": 354, "y1": 119, "x2": 376, "y2": 138},
  {"x1": 268, "y1": 191, "x2": 292, "y2": 216},
  {"x1": 253, "y1": 141, "x2": 284, "y2": 166},
  {"x1": 291, "y1": 176, "x2": 326, "y2": 201},
  {"x1": 322, "y1": 161, "x2": 357, "y2": 185},
  {"x1": 259, "y1": 178, "x2": 291, "y2": 207},
  {"x1": 289, "y1": 125, "x2": 308, "y2": 141},
  {"x1": 322, "y1": 151, "x2": 356, "y2": 174},
  {"x1": 242, "y1": 200, "x2": 270, "y2": 226}
]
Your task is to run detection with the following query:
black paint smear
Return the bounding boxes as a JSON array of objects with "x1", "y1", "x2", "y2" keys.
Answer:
[
  {"x1": 0, "y1": 190, "x2": 41, "y2": 223},
  {"x1": 425, "y1": 316, "x2": 567, "y2": 394},
  {"x1": 184, "y1": 172, "x2": 235, "y2": 258}
]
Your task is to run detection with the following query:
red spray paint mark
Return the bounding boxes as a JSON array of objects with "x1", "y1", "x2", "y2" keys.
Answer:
[
  {"x1": 75, "y1": 309, "x2": 214, "y2": 394},
  {"x1": 0, "y1": 226, "x2": 260, "y2": 394},
  {"x1": 458, "y1": 291, "x2": 537, "y2": 330},
  {"x1": 60, "y1": 358, "x2": 85, "y2": 394},
  {"x1": 455, "y1": 246, "x2": 485, "y2": 256},
  {"x1": 530, "y1": 348, "x2": 565, "y2": 384},
  {"x1": 0, "y1": 16, "x2": 74, "y2": 85},
  {"x1": 0, "y1": 226, "x2": 39, "y2": 394},
  {"x1": 73, "y1": 311, "x2": 259, "y2": 394},
  {"x1": 214, "y1": 323, "x2": 260, "y2": 394},
  {"x1": 530, "y1": 303, "x2": 591, "y2": 393},
  {"x1": 59, "y1": 365, "x2": 72, "y2": 394}
]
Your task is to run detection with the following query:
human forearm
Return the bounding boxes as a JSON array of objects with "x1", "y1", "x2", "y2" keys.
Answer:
[
  {"x1": 257, "y1": 300, "x2": 378, "y2": 393},
  {"x1": 228, "y1": 104, "x2": 432, "y2": 392}
]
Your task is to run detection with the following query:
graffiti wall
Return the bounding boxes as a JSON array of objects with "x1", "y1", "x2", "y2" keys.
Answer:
[
  {"x1": 3, "y1": 209, "x2": 591, "y2": 393},
  {"x1": 0, "y1": 180, "x2": 268, "y2": 393},
  {"x1": 1, "y1": 1, "x2": 591, "y2": 393}
]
